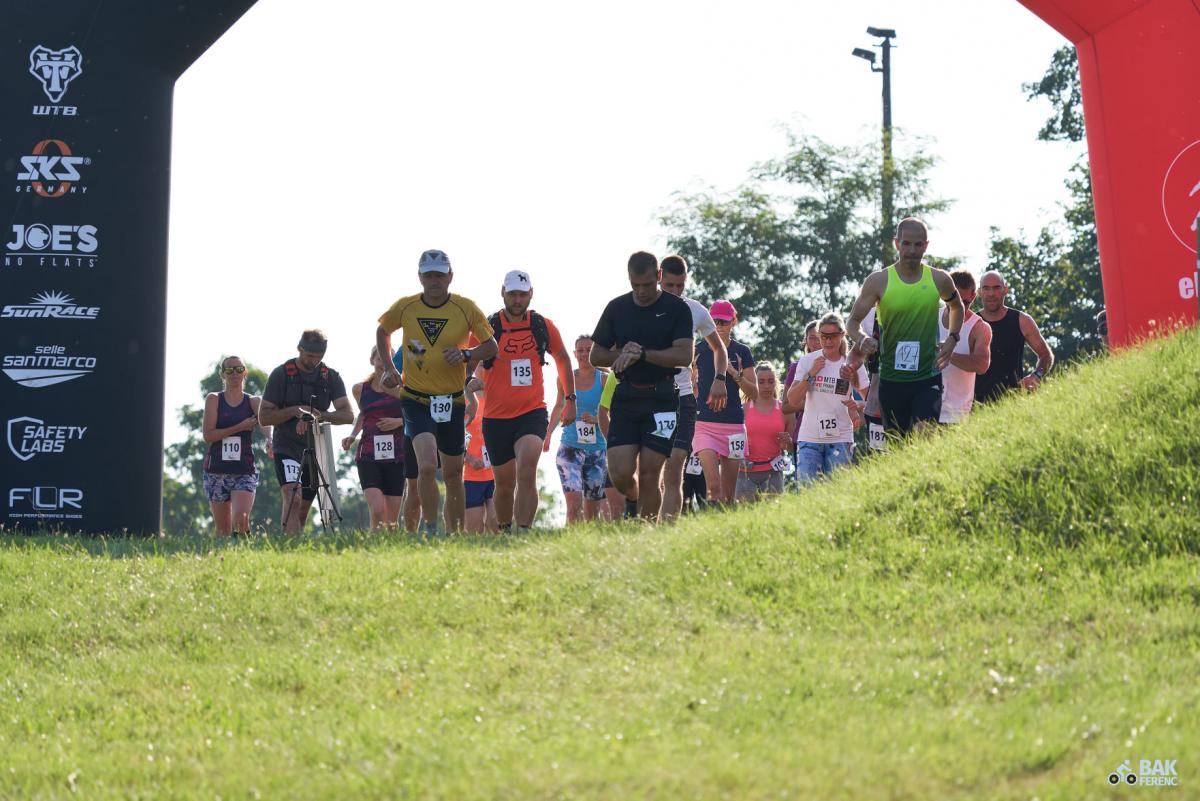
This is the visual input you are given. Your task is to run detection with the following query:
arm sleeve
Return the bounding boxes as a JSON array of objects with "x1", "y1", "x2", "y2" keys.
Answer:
[
  {"x1": 670, "y1": 302, "x2": 692, "y2": 341},
  {"x1": 378, "y1": 299, "x2": 405, "y2": 334},
  {"x1": 591, "y1": 301, "x2": 616, "y2": 348},
  {"x1": 599, "y1": 372, "x2": 617, "y2": 409},
  {"x1": 263, "y1": 367, "x2": 284, "y2": 407},
  {"x1": 469, "y1": 302, "x2": 494, "y2": 342},
  {"x1": 546, "y1": 318, "x2": 565, "y2": 354},
  {"x1": 693, "y1": 302, "x2": 717, "y2": 338},
  {"x1": 329, "y1": 372, "x2": 348, "y2": 403}
]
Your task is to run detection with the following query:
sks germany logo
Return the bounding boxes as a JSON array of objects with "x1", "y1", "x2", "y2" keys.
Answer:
[
  {"x1": 16, "y1": 139, "x2": 91, "y2": 198},
  {"x1": 29, "y1": 45, "x2": 82, "y2": 103},
  {"x1": 1162, "y1": 140, "x2": 1200, "y2": 253},
  {"x1": 1, "y1": 291, "x2": 99, "y2": 321}
]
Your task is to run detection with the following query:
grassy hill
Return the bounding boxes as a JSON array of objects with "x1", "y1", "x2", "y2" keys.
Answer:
[{"x1": 1, "y1": 329, "x2": 1197, "y2": 800}]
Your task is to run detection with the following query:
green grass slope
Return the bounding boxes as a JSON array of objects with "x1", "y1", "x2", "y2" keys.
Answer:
[{"x1": 1, "y1": 330, "x2": 1197, "y2": 800}]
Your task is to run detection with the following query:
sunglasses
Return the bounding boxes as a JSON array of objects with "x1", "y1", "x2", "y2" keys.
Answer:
[
  {"x1": 819, "y1": 331, "x2": 844, "y2": 340},
  {"x1": 222, "y1": 365, "x2": 246, "y2": 375}
]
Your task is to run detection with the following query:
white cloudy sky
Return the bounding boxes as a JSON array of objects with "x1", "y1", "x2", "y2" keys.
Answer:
[{"x1": 166, "y1": 0, "x2": 1080, "y2": 479}]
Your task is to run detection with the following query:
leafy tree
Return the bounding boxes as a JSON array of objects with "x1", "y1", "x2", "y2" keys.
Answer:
[
  {"x1": 987, "y1": 46, "x2": 1103, "y2": 362},
  {"x1": 660, "y1": 131, "x2": 951, "y2": 367}
]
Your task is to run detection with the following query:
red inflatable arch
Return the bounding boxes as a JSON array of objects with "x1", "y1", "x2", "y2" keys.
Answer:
[{"x1": 1019, "y1": 0, "x2": 1200, "y2": 346}]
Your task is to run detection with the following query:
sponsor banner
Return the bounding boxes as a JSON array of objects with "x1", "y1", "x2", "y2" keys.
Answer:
[
  {"x1": 2, "y1": 345, "x2": 97, "y2": 388},
  {"x1": 1, "y1": 290, "x2": 99, "y2": 320},
  {"x1": 6, "y1": 486, "x2": 84, "y2": 522},
  {"x1": 3, "y1": 224, "x2": 98, "y2": 268},
  {"x1": 6, "y1": 416, "x2": 87, "y2": 462},
  {"x1": 15, "y1": 139, "x2": 91, "y2": 198}
]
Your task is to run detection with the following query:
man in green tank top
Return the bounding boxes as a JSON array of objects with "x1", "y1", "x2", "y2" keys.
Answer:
[{"x1": 846, "y1": 218, "x2": 964, "y2": 433}]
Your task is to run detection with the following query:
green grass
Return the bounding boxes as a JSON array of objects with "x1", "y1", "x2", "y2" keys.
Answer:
[{"x1": 2, "y1": 330, "x2": 1198, "y2": 800}]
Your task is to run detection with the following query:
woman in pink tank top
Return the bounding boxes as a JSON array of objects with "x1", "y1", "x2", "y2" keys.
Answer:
[{"x1": 736, "y1": 363, "x2": 794, "y2": 501}]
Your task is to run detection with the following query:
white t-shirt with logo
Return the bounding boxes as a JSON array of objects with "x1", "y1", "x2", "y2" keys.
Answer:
[
  {"x1": 675, "y1": 296, "x2": 718, "y2": 396},
  {"x1": 795, "y1": 351, "x2": 869, "y2": 445}
]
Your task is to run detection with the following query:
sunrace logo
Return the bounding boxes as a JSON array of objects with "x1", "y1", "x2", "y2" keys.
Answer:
[
  {"x1": 1, "y1": 291, "x2": 99, "y2": 320},
  {"x1": 4, "y1": 223, "x2": 98, "y2": 268},
  {"x1": 7, "y1": 486, "x2": 84, "y2": 521},
  {"x1": 6, "y1": 416, "x2": 87, "y2": 462},
  {"x1": 2, "y1": 345, "x2": 97, "y2": 388},
  {"x1": 15, "y1": 139, "x2": 90, "y2": 198}
]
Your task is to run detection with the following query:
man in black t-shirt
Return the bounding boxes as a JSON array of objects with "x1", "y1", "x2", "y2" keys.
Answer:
[
  {"x1": 590, "y1": 252, "x2": 693, "y2": 521},
  {"x1": 258, "y1": 329, "x2": 354, "y2": 533}
]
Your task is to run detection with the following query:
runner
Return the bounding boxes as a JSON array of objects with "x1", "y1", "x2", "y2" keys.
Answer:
[
  {"x1": 692, "y1": 300, "x2": 757, "y2": 505},
  {"x1": 341, "y1": 346, "x2": 407, "y2": 530},
  {"x1": 466, "y1": 270, "x2": 574, "y2": 531},
  {"x1": 846, "y1": 218, "x2": 964, "y2": 433},
  {"x1": 658, "y1": 255, "x2": 728, "y2": 521},
  {"x1": 736, "y1": 362, "x2": 794, "y2": 500},
  {"x1": 589, "y1": 251, "x2": 694, "y2": 520},
  {"x1": 938, "y1": 270, "x2": 992, "y2": 423},
  {"x1": 781, "y1": 319, "x2": 821, "y2": 475},
  {"x1": 376, "y1": 249, "x2": 498, "y2": 536},
  {"x1": 462, "y1": 387, "x2": 498, "y2": 533},
  {"x1": 200, "y1": 355, "x2": 267, "y2": 536},
  {"x1": 787, "y1": 313, "x2": 869, "y2": 483},
  {"x1": 546, "y1": 336, "x2": 612, "y2": 523},
  {"x1": 258, "y1": 330, "x2": 355, "y2": 534},
  {"x1": 974, "y1": 270, "x2": 1055, "y2": 403}
]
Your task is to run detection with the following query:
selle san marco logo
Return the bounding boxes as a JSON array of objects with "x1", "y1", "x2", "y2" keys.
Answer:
[
  {"x1": 15, "y1": 139, "x2": 91, "y2": 198},
  {"x1": 1161, "y1": 139, "x2": 1200, "y2": 253},
  {"x1": 29, "y1": 45, "x2": 82, "y2": 115}
]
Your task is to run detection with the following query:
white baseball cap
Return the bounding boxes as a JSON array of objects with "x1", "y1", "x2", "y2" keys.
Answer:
[
  {"x1": 503, "y1": 270, "x2": 532, "y2": 293},
  {"x1": 418, "y1": 249, "x2": 451, "y2": 274}
]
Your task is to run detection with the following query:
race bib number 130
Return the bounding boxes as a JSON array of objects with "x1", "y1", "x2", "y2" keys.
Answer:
[{"x1": 430, "y1": 395, "x2": 453, "y2": 423}]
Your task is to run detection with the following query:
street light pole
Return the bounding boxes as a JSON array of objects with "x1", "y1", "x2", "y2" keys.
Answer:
[{"x1": 853, "y1": 27, "x2": 897, "y2": 266}]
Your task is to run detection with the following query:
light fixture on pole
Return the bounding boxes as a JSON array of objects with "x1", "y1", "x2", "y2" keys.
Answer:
[{"x1": 853, "y1": 27, "x2": 897, "y2": 264}]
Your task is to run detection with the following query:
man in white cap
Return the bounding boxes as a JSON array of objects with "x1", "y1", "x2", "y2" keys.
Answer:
[
  {"x1": 465, "y1": 270, "x2": 575, "y2": 531},
  {"x1": 377, "y1": 249, "x2": 498, "y2": 536}
]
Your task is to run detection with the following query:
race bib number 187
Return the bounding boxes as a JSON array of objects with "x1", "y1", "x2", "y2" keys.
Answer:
[{"x1": 868, "y1": 422, "x2": 886, "y2": 451}]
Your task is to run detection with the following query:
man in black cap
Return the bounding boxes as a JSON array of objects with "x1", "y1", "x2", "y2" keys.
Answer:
[{"x1": 258, "y1": 329, "x2": 354, "y2": 533}]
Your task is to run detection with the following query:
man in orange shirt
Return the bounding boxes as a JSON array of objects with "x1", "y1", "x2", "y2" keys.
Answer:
[{"x1": 466, "y1": 270, "x2": 575, "y2": 530}]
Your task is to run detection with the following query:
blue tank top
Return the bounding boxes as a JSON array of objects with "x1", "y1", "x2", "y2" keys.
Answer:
[
  {"x1": 559, "y1": 369, "x2": 606, "y2": 452},
  {"x1": 203, "y1": 392, "x2": 256, "y2": 475},
  {"x1": 356, "y1": 382, "x2": 406, "y2": 463}
]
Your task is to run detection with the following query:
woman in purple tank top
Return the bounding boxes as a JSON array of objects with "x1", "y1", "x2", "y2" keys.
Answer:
[
  {"x1": 342, "y1": 346, "x2": 408, "y2": 530},
  {"x1": 201, "y1": 355, "x2": 267, "y2": 536}
]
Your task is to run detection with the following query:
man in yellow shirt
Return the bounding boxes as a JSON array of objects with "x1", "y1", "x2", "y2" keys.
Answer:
[{"x1": 377, "y1": 249, "x2": 497, "y2": 535}]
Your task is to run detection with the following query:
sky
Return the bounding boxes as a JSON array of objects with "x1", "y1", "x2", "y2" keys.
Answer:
[{"x1": 165, "y1": 0, "x2": 1082, "y2": 499}]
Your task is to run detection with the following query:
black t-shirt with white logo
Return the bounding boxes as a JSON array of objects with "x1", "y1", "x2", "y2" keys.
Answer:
[
  {"x1": 263, "y1": 359, "x2": 347, "y2": 459},
  {"x1": 591, "y1": 291, "x2": 692, "y2": 384}
]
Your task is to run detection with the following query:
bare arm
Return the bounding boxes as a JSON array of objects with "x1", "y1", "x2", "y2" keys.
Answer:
[
  {"x1": 949, "y1": 320, "x2": 992, "y2": 374},
  {"x1": 703, "y1": 331, "x2": 729, "y2": 411},
  {"x1": 590, "y1": 343, "x2": 618, "y2": 368},
  {"x1": 645, "y1": 338, "x2": 694, "y2": 369},
  {"x1": 730, "y1": 365, "x2": 758, "y2": 402},
  {"x1": 322, "y1": 395, "x2": 355, "y2": 426},
  {"x1": 933, "y1": 269, "x2": 965, "y2": 370},
  {"x1": 342, "y1": 385, "x2": 364, "y2": 450},
  {"x1": 256, "y1": 397, "x2": 302, "y2": 428},
  {"x1": 376, "y1": 325, "x2": 399, "y2": 384},
  {"x1": 598, "y1": 405, "x2": 610, "y2": 440},
  {"x1": 846, "y1": 271, "x2": 886, "y2": 349},
  {"x1": 554, "y1": 345, "x2": 576, "y2": 425},
  {"x1": 545, "y1": 377, "x2": 566, "y2": 451},
  {"x1": 1021, "y1": 312, "x2": 1055, "y2": 375}
]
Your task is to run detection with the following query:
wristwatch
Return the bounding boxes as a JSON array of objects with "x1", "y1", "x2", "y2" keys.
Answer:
[
  {"x1": 948, "y1": 331, "x2": 961, "y2": 343},
  {"x1": 1033, "y1": 367, "x2": 1045, "y2": 379},
  {"x1": 564, "y1": 393, "x2": 577, "y2": 401},
  {"x1": 461, "y1": 348, "x2": 473, "y2": 362}
]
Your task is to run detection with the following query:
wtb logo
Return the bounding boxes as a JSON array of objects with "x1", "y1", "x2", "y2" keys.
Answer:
[
  {"x1": 1161, "y1": 140, "x2": 1200, "y2": 253},
  {"x1": 29, "y1": 45, "x2": 82, "y2": 103},
  {"x1": 16, "y1": 140, "x2": 90, "y2": 198}
]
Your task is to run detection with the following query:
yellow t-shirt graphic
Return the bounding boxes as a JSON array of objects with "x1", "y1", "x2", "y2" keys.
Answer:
[{"x1": 378, "y1": 293, "x2": 493, "y2": 399}]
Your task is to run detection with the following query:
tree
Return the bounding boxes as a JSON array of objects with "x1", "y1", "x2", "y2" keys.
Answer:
[
  {"x1": 987, "y1": 46, "x2": 1103, "y2": 362},
  {"x1": 162, "y1": 359, "x2": 367, "y2": 534},
  {"x1": 660, "y1": 131, "x2": 951, "y2": 367}
]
